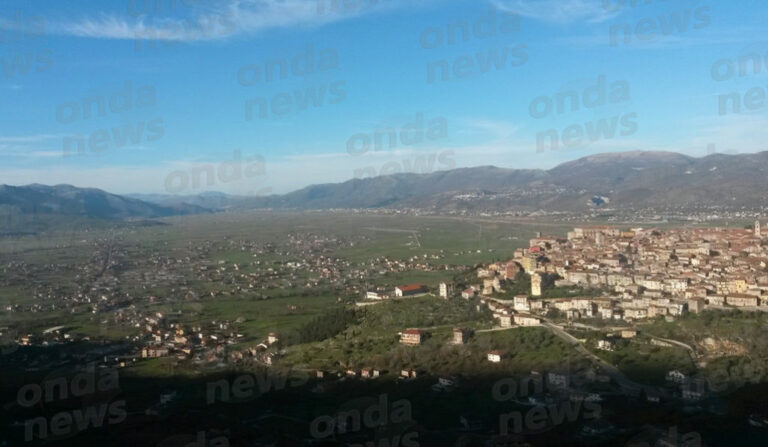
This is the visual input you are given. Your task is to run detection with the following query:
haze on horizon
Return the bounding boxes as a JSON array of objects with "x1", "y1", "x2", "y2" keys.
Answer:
[{"x1": 2, "y1": 0, "x2": 767, "y2": 195}]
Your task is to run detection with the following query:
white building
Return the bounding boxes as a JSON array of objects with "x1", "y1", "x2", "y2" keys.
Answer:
[
  {"x1": 514, "y1": 314, "x2": 541, "y2": 327},
  {"x1": 439, "y1": 282, "x2": 451, "y2": 298},
  {"x1": 488, "y1": 350, "x2": 506, "y2": 363}
]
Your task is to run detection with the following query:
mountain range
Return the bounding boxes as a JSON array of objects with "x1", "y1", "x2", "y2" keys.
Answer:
[
  {"x1": 2, "y1": 151, "x2": 767, "y2": 220},
  {"x1": 230, "y1": 150, "x2": 768, "y2": 212},
  {"x1": 0, "y1": 184, "x2": 208, "y2": 219}
]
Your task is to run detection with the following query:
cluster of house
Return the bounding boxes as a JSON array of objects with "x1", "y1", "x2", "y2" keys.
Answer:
[
  {"x1": 593, "y1": 330, "x2": 639, "y2": 352},
  {"x1": 450, "y1": 223, "x2": 768, "y2": 326},
  {"x1": 137, "y1": 311, "x2": 277, "y2": 366},
  {"x1": 132, "y1": 233, "x2": 455, "y2": 305},
  {"x1": 664, "y1": 369, "x2": 709, "y2": 402},
  {"x1": 382, "y1": 223, "x2": 768, "y2": 403},
  {"x1": 3, "y1": 228, "x2": 467, "y2": 365},
  {"x1": 555, "y1": 224, "x2": 767, "y2": 309},
  {"x1": 3, "y1": 228, "x2": 453, "y2": 319},
  {"x1": 313, "y1": 366, "x2": 457, "y2": 394},
  {"x1": 229, "y1": 332, "x2": 282, "y2": 365}
]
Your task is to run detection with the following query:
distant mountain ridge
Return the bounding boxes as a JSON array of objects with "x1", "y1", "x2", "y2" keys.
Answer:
[
  {"x1": 3, "y1": 150, "x2": 768, "y2": 219},
  {"x1": 0, "y1": 184, "x2": 208, "y2": 219},
  {"x1": 125, "y1": 191, "x2": 250, "y2": 210},
  {"x1": 236, "y1": 150, "x2": 768, "y2": 211}
]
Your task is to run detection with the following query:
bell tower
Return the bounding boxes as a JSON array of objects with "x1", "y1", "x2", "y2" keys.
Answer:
[{"x1": 531, "y1": 273, "x2": 542, "y2": 297}]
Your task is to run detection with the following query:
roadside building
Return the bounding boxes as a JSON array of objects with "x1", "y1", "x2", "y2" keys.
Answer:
[
  {"x1": 497, "y1": 314, "x2": 513, "y2": 328},
  {"x1": 395, "y1": 284, "x2": 429, "y2": 297},
  {"x1": 514, "y1": 314, "x2": 541, "y2": 327},
  {"x1": 452, "y1": 327, "x2": 472, "y2": 344}
]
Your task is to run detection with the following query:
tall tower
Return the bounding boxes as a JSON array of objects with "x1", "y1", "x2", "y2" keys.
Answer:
[
  {"x1": 439, "y1": 282, "x2": 450, "y2": 299},
  {"x1": 531, "y1": 273, "x2": 542, "y2": 297},
  {"x1": 756, "y1": 220, "x2": 762, "y2": 238}
]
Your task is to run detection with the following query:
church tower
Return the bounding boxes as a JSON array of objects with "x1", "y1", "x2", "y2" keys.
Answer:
[{"x1": 531, "y1": 273, "x2": 542, "y2": 297}]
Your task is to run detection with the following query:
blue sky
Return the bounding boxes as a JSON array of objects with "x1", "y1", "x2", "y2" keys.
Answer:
[{"x1": 1, "y1": 0, "x2": 767, "y2": 195}]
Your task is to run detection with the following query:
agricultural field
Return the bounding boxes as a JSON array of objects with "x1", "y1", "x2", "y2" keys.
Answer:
[
  {"x1": 0, "y1": 212, "x2": 559, "y2": 373},
  {"x1": 279, "y1": 294, "x2": 586, "y2": 378}
]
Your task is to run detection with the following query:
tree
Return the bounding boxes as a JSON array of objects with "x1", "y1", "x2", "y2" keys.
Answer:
[{"x1": 546, "y1": 308, "x2": 565, "y2": 319}]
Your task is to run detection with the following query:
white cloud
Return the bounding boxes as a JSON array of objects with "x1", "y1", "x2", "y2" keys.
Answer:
[
  {"x1": 491, "y1": 0, "x2": 619, "y2": 24},
  {"x1": 684, "y1": 113, "x2": 768, "y2": 156},
  {"x1": 63, "y1": 15, "x2": 192, "y2": 41},
  {"x1": 456, "y1": 118, "x2": 520, "y2": 139},
  {"x1": 0, "y1": 134, "x2": 63, "y2": 144},
  {"x1": 556, "y1": 30, "x2": 768, "y2": 49},
  {"x1": 26, "y1": 151, "x2": 63, "y2": 158},
  {"x1": 0, "y1": 134, "x2": 68, "y2": 159},
  {"x1": 55, "y1": 0, "x2": 419, "y2": 42}
]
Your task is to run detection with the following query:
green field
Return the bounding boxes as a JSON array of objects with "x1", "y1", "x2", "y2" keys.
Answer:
[
  {"x1": 4, "y1": 211, "x2": 760, "y2": 387},
  {"x1": 279, "y1": 294, "x2": 585, "y2": 377},
  {"x1": 596, "y1": 339, "x2": 696, "y2": 385}
]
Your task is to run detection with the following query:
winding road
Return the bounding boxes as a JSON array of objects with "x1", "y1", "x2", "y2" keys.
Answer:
[{"x1": 541, "y1": 320, "x2": 644, "y2": 395}]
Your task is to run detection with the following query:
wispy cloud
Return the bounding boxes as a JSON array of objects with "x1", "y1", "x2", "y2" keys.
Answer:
[
  {"x1": 0, "y1": 134, "x2": 68, "y2": 160},
  {"x1": 62, "y1": 15, "x2": 194, "y2": 41},
  {"x1": 0, "y1": 134, "x2": 63, "y2": 144},
  {"x1": 25, "y1": 151, "x2": 63, "y2": 158},
  {"x1": 557, "y1": 29, "x2": 768, "y2": 49},
  {"x1": 686, "y1": 114, "x2": 768, "y2": 155},
  {"x1": 54, "y1": 0, "x2": 419, "y2": 42},
  {"x1": 1, "y1": 150, "x2": 65, "y2": 160},
  {"x1": 456, "y1": 118, "x2": 520, "y2": 139},
  {"x1": 491, "y1": 0, "x2": 619, "y2": 24}
]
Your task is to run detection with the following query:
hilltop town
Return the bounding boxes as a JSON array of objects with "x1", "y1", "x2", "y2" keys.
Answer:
[
  {"x1": 348, "y1": 222, "x2": 768, "y2": 407},
  {"x1": 457, "y1": 221, "x2": 768, "y2": 321}
]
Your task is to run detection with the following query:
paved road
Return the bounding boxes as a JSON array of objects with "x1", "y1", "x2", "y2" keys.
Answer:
[
  {"x1": 646, "y1": 334, "x2": 697, "y2": 353},
  {"x1": 541, "y1": 320, "x2": 643, "y2": 395},
  {"x1": 476, "y1": 309, "x2": 645, "y2": 394},
  {"x1": 644, "y1": 333, "x2": 701, "y2": 366},
  {"x1": 571, "y1": 320, "x2": 700, "y2": 364},
  {"x1": 571, "y1": 322, "x2": 633, "y2": 332},
  {"x1": 477, "y1": 326, "x2": 518, "y2": 333},
  {"x1": 568, "y1": 321, "x2": 697, "y2": 355}
]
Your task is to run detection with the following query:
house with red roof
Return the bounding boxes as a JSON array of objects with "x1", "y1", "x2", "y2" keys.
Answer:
[{"x1": 400, "y1": 328, "x2": 425, "y2": 345}]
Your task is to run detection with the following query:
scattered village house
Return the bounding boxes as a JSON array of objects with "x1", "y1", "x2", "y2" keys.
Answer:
[
  {"x1": 142, "y1": 346, "x2": 170, "y2": 358},
  {"x1": 488, "y1": 350, "x2": 507, "y2": 363},
  {"x1": 453, "y1": 327, "x2": 472, "y2": 344},
  {"x1": 400, "y1": 328, "x2": 425, "y2": 345},
  {"x1": 497, "y1": 314, "x2": 513, "y2": 328},
  {"x1": 514, "y1": 314, "x2": 541, "y2": 327}
]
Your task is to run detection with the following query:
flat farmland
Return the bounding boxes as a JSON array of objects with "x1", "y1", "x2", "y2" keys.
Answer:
[{"x1": 0, "y1": 212, "x2": 563, "y2": 349}]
